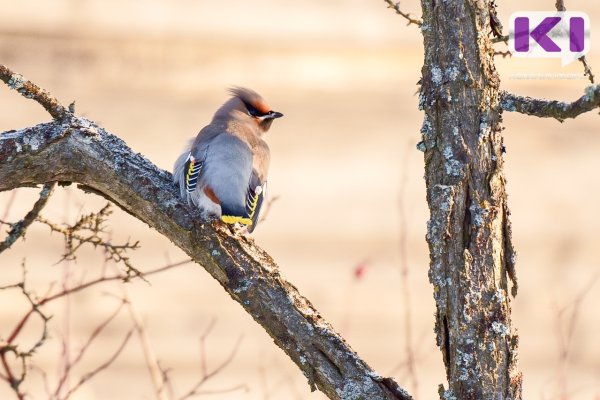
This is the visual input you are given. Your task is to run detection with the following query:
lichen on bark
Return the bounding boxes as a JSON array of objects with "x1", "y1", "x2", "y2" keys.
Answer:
[{"x1": 419, "y1": 1, "x2": 522, "y2": 398}]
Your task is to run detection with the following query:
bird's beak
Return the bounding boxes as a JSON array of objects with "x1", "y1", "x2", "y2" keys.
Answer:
[
  {"x1": 257, "y1": 110, "x2": 283, "y2": 121},
  {"x1": 267, "y1": 110, "x2": 284, "y2": 119}
]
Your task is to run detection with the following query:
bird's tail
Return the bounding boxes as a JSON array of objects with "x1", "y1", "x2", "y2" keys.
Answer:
[{"x1": 220, "y1": 204, "x2": 252, "y2": 226}]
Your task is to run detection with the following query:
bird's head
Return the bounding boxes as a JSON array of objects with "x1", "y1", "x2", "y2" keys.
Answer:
[{"x1": 215, "y1": 87, "x2": 283, "y2": 135}]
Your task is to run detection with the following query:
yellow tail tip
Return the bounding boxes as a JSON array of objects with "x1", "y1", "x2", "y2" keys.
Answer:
[{"x1": 221, "y1": 215, "x2": 253, "y2": 226}]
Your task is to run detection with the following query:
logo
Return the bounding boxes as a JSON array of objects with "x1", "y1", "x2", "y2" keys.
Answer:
[{"x1": 509, "y1": 11, "x2": 591, "y2": 66}]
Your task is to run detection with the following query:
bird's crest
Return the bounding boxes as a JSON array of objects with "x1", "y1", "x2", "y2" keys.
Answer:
[{"x1": 228, "y1": 86, "x2": 270, "y2": 115}]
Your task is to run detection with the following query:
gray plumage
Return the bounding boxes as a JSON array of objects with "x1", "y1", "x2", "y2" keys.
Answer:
[{"x1": 173, "y1": 87, "x2": 282, "y2": 232}]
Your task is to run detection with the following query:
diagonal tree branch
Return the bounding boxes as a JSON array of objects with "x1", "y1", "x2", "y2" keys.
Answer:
[
  {"x1": 0, "y1": 65, "x2": 412, "y2": 400},
  {"x1": 0, "y1": 182, "x2": 56, "y2": 253},
  {"x1": 383, "y1": 0, "x2": 422, "y2": 27},
  {"x1": 0, "y1": 65, "x2": 69, "y2": 120},
  {"x1": 500, "y1": 85, "x2": 600, "y2": 121},
  {"x1": 577, "y1": 57, "x2": 595, "y2": 84}
]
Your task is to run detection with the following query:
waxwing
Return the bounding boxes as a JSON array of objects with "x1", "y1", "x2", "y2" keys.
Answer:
[{"x1": 173, "y1": 87, "x2": 283, "y2": 232}]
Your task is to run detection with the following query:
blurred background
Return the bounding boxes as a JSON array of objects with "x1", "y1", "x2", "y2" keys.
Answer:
[{"x1": 0, "y1": 1, "x2": 599, "y2": 399}]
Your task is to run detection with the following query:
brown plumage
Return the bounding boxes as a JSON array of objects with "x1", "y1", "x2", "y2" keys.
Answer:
[
  {"x1": 173, "y1": 87, "x2": 283, "y2": 232},
  {"x1": 229, "y1": 87, "x2": 270, "y2": 115}
]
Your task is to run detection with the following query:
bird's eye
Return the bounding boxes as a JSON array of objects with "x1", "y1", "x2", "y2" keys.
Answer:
[{"x1": 245, "y1": 103, "x2": 260, "y2": 117}]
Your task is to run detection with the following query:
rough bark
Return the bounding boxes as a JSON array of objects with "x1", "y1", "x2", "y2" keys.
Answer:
[
  {"x1": 501, "y1": 85, "x2": 600, "y2": 122},
  {"x1": 418, "y1": 1, "x2": 522, "y2": 399},
  {"x1": 0, "y1": 66, "x2": 412, "y2": 400}
]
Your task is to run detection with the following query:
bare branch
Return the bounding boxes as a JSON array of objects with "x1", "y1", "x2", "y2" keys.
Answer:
[
  {"x1": 0, "y1": 65, "x2": 412, "y2": 400},
  {"x1": 500, "y1": 85, "x2": 600, "y2": 121},
  {"x1": 31, "y1": 259, "x2": 190, "y2": 310},
  {"x1": 8, "y1": 257, "x2": 208, "y2": 400},
  {"x1": 396, "y1": 143, "x2": 418, "y2": 395},
  {"x1": 59, "y1": 329, "x2": 134, "y2": 400},
  {"x1": 552, "y1": 275, "x2": 598, "y2": 398},
  {"x1": 494, "y1": 50, "x2": 512, "y2": 58},
  {"x1": 35, "y1": 204, "x2": 142, "y2": 279},
  {"x1": 0, "y1": 65, "x2": 69, "y2": 120},
  {"x1": 178, "y1": 323, "x2": 246, "y2": 400},
  {"x1": 198, "y1": 319, "x2": 217, "y2": 379},
  {"x1": 382, "y1": 0, "x2": 422, "y2": 27},
  {"x1": 122, "y1": 280, "x2": 169, "y2": 400},
  {"x1": 492, "y1": 35, "x2": 509, "y2": 44},
  {"x1": 0, "y1": 262, "x2": 51, "y2": 399},
  {"x1": 577, "y1": 55, "x2": 595, "y2": 85},
  {"x1": 489, "y1": 0, "x2": 504, "y2": 40},
  {"x1": 554, "y1": 0, "x2": 595, "y2": 83},
  {"x1": 54, "y1": 299, "x2": 127, "y2": 399},
  {"x1": 0, "y1": 258, "x2": 191, "y2": 398},
  {"x1": 0, "y1": 182, "x2": 55, "y2": 254}
]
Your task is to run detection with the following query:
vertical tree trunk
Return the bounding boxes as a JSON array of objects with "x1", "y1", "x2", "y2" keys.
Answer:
[{"x1": 418, "y1": 1, "x2": 522, "y2": 399}]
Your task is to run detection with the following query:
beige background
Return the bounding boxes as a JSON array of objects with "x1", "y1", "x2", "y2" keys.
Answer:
[{"x1": 0, "y1": 1, "x2": 599, "y2": 399}]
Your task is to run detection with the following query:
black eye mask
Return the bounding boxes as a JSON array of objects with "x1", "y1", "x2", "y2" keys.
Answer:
[{"x1": 244, "y1": 101, "x2": 266, "y2": 118}]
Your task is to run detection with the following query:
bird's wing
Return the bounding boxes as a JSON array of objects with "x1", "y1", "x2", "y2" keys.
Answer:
[
  {"x1": 244, "y1": 140, "x2": 270, "y2": 232},
  {"x1": 173, "y1": 124, "x2": 221, "y2": 203},
  {"x1": 183, "y1": 152, "x2": 204, "y2": 193},
  {"x1": 245, "y1": 173, "x2": 266, "y2": 233}
]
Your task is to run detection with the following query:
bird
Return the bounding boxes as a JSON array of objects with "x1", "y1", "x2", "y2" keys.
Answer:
[{"x1": 173, "y1": 87, "x2": 283, "y2": 232}]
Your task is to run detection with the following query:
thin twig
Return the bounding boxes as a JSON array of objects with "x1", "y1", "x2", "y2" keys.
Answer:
[
  {"x1": 578, "y1": 56, "x2": 596, "y2": 84},
  {"x1": 123, "y1": 283, "x2": 168, "y2": 400},
  {"x1": 258, "y1": 196, "x2": 280, "y2": 224},
  {"x1": 494, "y1": 50, "x2": 512, "y2": 58},
  {"x1": 397, "y1": 143, "x2": 418, "y2": 395},
  {"x1": 32, "y1": 366, "x2": 52, "y2": 398},
  {"x1": 54, "y1": 259, "x2": 190, "y2": 305},
  {"x1": 181, "y1": 384, "x2": 248, "y2": 397},
  {"x1": 0, "y1": 64, "x2": 69, "y2": 120},
  {"x1": 54, "y1": 299, "x2": 127, "y2": 399},
  {"x1": 35, "y1": 204, "x2": 142, "y2": 279},
  {"x1": 59, "y1": 244, "x2": 73, "y2": 400},
  {"x1": 492, "y1": 35, "x2": 509, "y2": 44},
  {"x1": 553, "y1": 0, "x2": 595, "y2": 83},
  {"x1": 488, "y1": 0, "x2": 504, "y2": 40},
  {"x1": 554, "y1": 275, "x2": 598, "y2": 399},
  {"x1": 198, "y1": 318, "x2": 217, "y2": 379},
  {"x1": 500, "y1": 85, "x2": 600, "y2": 121},
  {"x1": 59, "y1": 329, "x2": 134, "y2": 400},
  {"x1": 0, "y1": 183, "x2": 56, "y2": 254},
  {"x1": 3, "y1": 260, "x2": 191, "y2": 350},
  {"x1": 0, "y1": 258, "x2": 191, "y2": 399},
  {"x1": 383, "y1": 0, "x2": 422, "y2": 27},
  {"x1": 178, "y1": 322, "x2": 246, "y2": 400},
  {"x1": 0, "y1": 262, "x2": 51, "y2": 398}
]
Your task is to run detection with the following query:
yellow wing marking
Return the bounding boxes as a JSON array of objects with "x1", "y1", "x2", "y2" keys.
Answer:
[{"x1": 185, "y1": 159, "x2": 195, "y2": 186}]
